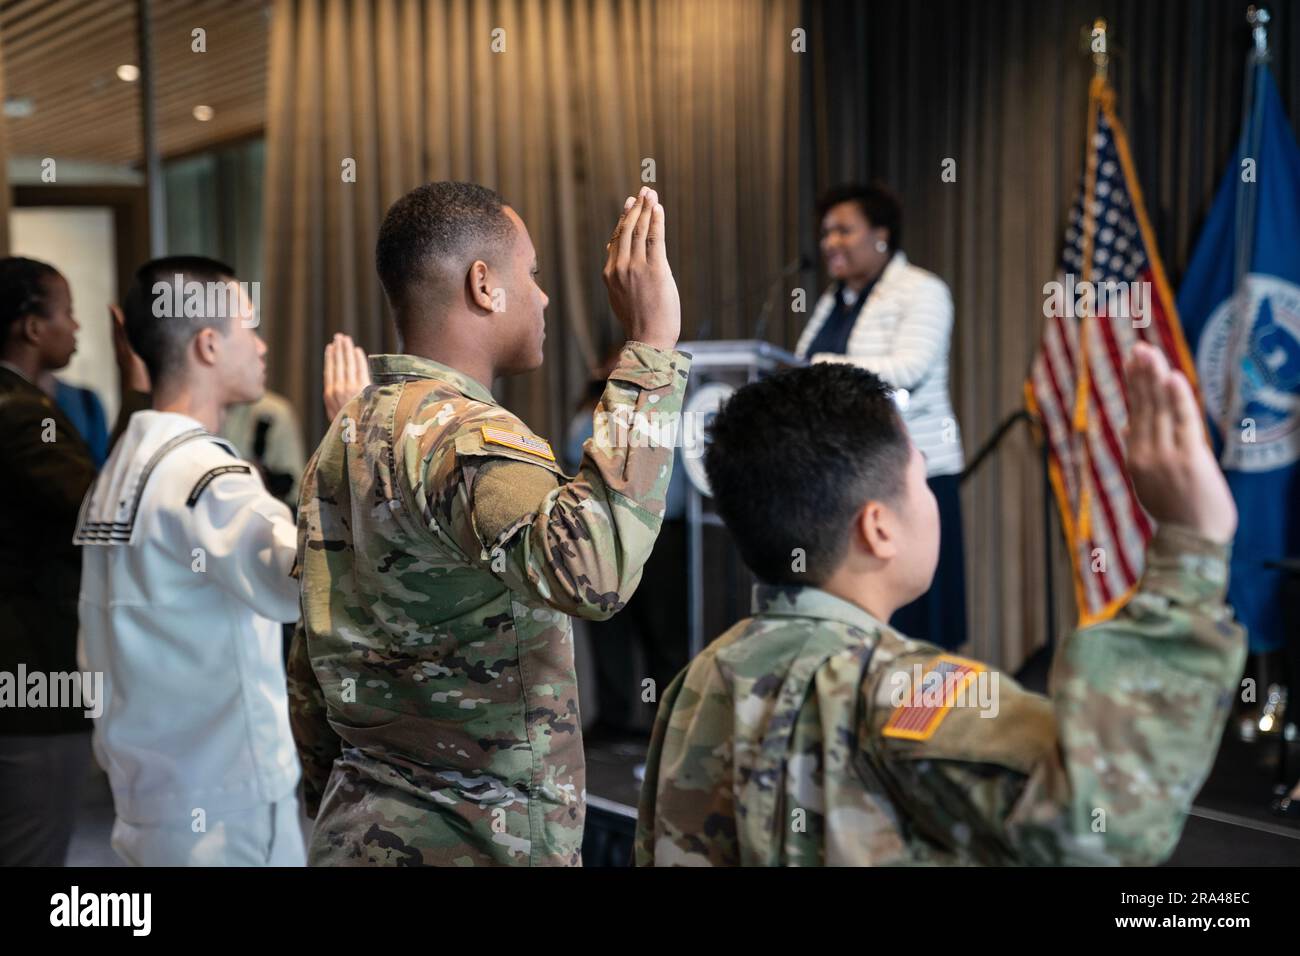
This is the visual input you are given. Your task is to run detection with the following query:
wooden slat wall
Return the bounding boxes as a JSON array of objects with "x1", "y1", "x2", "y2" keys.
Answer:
[{"x1": 1, "y1": 0, "x2": 268, "y2": 165}]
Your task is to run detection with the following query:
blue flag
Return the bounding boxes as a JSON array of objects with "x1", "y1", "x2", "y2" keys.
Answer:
[{"x1": 1178, "y1": 62, "x2": 1300, "y2": 653}]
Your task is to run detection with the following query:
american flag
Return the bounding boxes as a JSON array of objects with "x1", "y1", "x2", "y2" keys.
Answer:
[
  {"x1": 1026, "y1": 76, "x2": 1199, "y2": 626},
  {"x1": 881, "y1": 655, "x2": 984, "y2": 741}
]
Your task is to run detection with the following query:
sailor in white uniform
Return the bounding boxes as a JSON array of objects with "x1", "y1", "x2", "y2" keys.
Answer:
[{"x1": 73, "y1": 256, "x2": 366, "y2": 866}]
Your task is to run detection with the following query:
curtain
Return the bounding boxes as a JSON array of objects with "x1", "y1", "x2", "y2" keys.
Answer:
[
  {"x1": 0, "y1": 33, "x2": 11, "y2": 255},
  {"x1": 809, "y1": 0, "x2": 1300, "y2": 669},
  {"x1": 263, "y1": 0, "x2": 801, "y2": 444},
  {"x1": 265, "y1": 0, "x2": 1300, "y2": 671}
]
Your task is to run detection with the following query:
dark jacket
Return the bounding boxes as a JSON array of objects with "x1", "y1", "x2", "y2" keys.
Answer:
[{"x1": 0, "y1": 365, "x2": 98, "y2": 733}]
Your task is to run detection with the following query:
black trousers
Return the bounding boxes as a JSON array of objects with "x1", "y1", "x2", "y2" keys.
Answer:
[
  {"x1": 589, "y1": 520, "x2": 689, "y2": 732},
  {"x1": 0, "y1": 731, "x2": 91, "y2": 865},
  {"x1": 890, "y1": 473, "x2": 968, "y2": 650}
]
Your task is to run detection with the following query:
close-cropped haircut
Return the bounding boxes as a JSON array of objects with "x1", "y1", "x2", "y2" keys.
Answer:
[
  {"x1": 816, "y1": 182, "x2": 903, "y2": 253},
  {"x1": 375, "y1": 181, "x2": 517, "y2": 337},
  {"x1": 0, "y1": 257, "x2": 62, "y2": 341},
  {"x1": 704, "y1": 363, "x2": 911, "y2": 586},
  {"x1": 122, "y1": 255, "x2": 237, "y2": 385}
]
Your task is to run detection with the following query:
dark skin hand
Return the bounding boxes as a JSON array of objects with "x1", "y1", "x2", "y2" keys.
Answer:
[{"x1": 109, "y1": 304, "x2": 150, "y2": 393}]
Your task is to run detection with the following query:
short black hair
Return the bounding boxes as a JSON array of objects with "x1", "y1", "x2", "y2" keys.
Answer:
[
  {"x1": 375, "y1": 181, "x2": 516, "y2": 334},
  {"x1": 122, "y1": 255, "x2": 237, "y2": 385},
  {"x1": 816, "y1": 182, "x2": 903, "y2": 253},
  {"x1": 0, "y1": 256, "x2": 62, "y2": 343},
  {"x1": 704, "y1": 363, "x2": 911, "y2": 586}
]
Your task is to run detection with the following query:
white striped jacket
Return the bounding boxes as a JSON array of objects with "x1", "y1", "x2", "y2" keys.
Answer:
[{"x1": 796, "y1": 252, "x2": 965, "y2": 477}]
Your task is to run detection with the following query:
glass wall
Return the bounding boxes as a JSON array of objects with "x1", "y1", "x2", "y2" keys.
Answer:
[{"x1": 164, "y1": 137, "x2": 265, "y2": 286}]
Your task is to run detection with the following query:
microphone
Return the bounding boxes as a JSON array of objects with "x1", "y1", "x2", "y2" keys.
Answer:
[{"x1": 752, "y1": 255, "x2": 813, "y2": 343}]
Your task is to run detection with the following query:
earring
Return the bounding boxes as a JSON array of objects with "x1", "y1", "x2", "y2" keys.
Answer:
[{"x1": 875, "y1": 240, "x2": 889, "y2": 253}]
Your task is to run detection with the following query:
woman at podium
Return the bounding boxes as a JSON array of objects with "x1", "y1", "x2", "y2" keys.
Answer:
[{"x1": 796, "y1": 182, "x2": 967, "y2": 649}]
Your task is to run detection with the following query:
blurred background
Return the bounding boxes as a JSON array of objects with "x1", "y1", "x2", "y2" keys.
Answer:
[{"x1": 3, "y1": 0, "x2": 1299, "y2": 864}]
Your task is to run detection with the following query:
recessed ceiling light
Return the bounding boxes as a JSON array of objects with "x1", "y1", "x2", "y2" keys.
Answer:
[
  {"x1": 3, "y1": 96, "x2": 34, "y2": 118},
  {"x1": 116, "y1": 64, "x2": 140, "y2": 82},
  {"x1": 192, "y1": 105, "x2": 214, "y2": 121}
]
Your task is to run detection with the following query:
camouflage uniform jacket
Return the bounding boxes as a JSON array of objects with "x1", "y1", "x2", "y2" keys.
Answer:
[
  {"x1": 291, "y1": 342, "x2": 690, "y2": 866},
  {"x1": 635, "y1": 524, "x2": 1245, "y2": 865}
]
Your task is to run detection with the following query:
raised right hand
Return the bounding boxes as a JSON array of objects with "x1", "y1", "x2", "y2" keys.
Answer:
[
  {"x1": 1124, "y1": 342, "x2": 1237, "y2": 544},
  {"x1": 602, "y1": 186, "x2": 681, "y2": 352},
  {"x1": 323, "y1": 333, "x2": 370, "y2": 420},
  {"x1": 109, "y1": 304, "x2": 150, "y2": 393}
]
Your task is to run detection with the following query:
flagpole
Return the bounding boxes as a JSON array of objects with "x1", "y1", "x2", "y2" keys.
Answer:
[
  {"x1": 1222, "y1": 7, "x2": 1270, "y2": 455},
  {"x1": 1236, "y1": 5, "x2": 1268, "y2": 291},
  {"x1": 1071, "y1": 19, "x2": 1110, "y2": 587},
  {"x1": 1031, "y1": 15, "x2": 1116, "y2": 650}
]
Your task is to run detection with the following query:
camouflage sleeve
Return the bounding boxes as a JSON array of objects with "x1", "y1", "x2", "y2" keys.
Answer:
[
  {"x1": 286, "y1": 614, "x2": 341, "y2": 818},
  {"x1": 634, "y1": 656, "x2": 743, "y2": 867},
  {"x1": 450, "y1": 341, "x2": 691, "y2": 620},
  {"x1": 633, "y1": 667, "x2": 684, "y2": 867},
  {"x1": 865, "y1": 523, "x2": 1245, "y2": 865}
]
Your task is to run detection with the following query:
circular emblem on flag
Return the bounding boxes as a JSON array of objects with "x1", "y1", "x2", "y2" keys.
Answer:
[
  {"x1": 681, "y1": 381, "x2": 735, "y2": 496},
  {"x1": 1197, "y1": 273, "x2": 1300, "y2": 471}
]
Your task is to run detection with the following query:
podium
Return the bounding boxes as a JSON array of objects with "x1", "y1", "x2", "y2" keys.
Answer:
[{"x1": 676, "y1": 340, "x2": 804, "y2": 657}]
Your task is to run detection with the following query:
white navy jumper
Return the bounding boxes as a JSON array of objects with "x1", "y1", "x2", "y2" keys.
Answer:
[{"x1": 74, "y1": 410, "x2": 302, "y2": 864}]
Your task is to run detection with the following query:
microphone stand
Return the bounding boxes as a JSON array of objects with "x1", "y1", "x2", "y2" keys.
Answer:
[
  {"x1": 752, "y1": 257, "x2": 813, "y2": 343},
  {"x1": 959, "y1": 408, "x2": 1057, "y2": 656}
]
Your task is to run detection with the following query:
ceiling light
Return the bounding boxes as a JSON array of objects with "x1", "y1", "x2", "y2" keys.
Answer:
[
  {"x1": 116, "y1": 64, "x2": 140, "y2": 82},
  {"x1": 3, "y1": 97, "x2": 34, "y2": 118},
  {"x1": 192, "y1": 105, "x2": 214, "y2": 122}
]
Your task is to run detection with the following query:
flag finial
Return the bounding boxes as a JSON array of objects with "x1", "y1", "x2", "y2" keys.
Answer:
[
  {"x1": 1248, "y1": 5, "x2": 1270, "y2": 59},
  {"x1": 1087, "y1": 19, "x2": 1109, "y2": 80}
]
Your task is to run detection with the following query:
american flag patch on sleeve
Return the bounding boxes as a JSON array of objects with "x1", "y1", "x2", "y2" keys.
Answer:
[
  {"x1": 481, "y1": 425, "x2": 556, "y2": 461},
  {"x1": 882, "y1": 654, "x2": 985, "y2": 741}
]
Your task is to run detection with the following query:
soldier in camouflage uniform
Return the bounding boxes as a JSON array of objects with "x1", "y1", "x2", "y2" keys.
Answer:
[
  {"x1": 636, "y1": 346, "x2": 1245, "y2": 865},
  {"x1": 290, "y1": 183, "x2": 688, "y2": 865}
]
